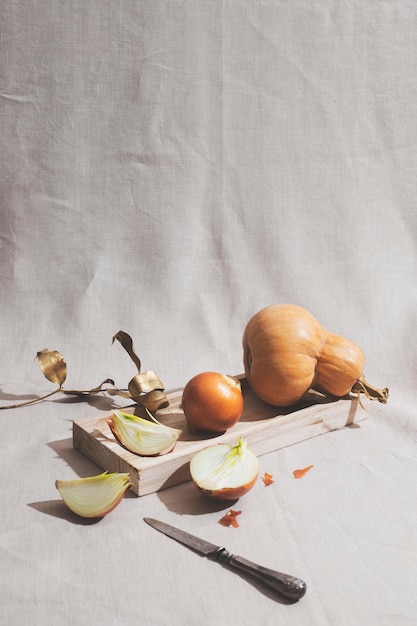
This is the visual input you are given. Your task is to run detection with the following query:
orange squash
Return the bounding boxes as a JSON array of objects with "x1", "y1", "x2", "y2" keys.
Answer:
[{"x1": 242, "y1": 303, "x2": 388, "y2": 407}]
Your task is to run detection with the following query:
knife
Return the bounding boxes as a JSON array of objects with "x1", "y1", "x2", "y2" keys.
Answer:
[{"x1": 144, "y1": 517, "x2": 306, "y2": 601}]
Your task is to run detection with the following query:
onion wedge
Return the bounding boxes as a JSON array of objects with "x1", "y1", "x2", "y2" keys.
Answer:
[
  {"x1": 108, "y1": 409, "x2": 182, "y2": 456},
  {"x1": 55, "y1": 471, "x2": 132, "y2": 518}
]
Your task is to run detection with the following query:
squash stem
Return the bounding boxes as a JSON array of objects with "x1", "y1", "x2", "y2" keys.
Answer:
[{"x1": 351, "y1": 375, "x2": 389, "y2": 404}]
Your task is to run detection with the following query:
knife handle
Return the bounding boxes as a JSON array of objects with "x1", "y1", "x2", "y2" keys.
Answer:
[{"x1": 214, "y1": 548, "x2": 306, "y2": 601}]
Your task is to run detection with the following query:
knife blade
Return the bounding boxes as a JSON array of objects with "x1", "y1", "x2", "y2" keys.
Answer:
[{"x1": 144, "y1": 517, "x2": 306, "y2": 601}]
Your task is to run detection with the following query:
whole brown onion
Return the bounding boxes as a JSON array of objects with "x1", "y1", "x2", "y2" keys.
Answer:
[{"x1": 181, "y1": 372, "x2": 243, "y2": 434}]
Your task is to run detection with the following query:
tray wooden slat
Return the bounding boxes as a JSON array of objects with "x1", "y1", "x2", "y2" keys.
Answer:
[{"x1": 73, "y1": 379, "x2": 370, "y2": 496}]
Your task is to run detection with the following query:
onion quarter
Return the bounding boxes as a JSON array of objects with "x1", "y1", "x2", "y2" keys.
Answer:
[
  {"x1": 108, "y1": 409, "x2": 182, "y2": 456},
  {"x1": 55, "y1": 471, "x2": 132, "y2": 518}
]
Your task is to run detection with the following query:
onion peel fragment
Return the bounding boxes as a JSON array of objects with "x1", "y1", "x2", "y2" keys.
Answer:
[
  {"x1": 293, "y1": 465, "x2": 314, "y2": 479},
  {"x1": 219, "y1": 509, "x2": 242, "y2": 528},
  {"x1": 262, "y1": 472, "x2": 274, "y2": 486}
]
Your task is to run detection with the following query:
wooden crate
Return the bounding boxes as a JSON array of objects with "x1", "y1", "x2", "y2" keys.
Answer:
[{"x1": 73, "y1": 378, "x2": 371, "y2": 496}]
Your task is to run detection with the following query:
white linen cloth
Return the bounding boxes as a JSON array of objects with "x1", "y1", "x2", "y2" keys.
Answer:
[{"x1": 1, "y1": 2, "x2": 416, "y2": 624}]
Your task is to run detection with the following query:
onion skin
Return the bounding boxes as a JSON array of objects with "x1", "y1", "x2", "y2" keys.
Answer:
[
  {"x1": 181, "y1": 372, "x2": 244, "y2": 434},
  {"x1": 195, "y1": 475, "x2": 258, "y2": 501}
]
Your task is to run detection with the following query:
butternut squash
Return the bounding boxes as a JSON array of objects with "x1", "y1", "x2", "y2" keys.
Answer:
[{"x1": 242, "y1": 303, "x2": 388, "y2": 407}]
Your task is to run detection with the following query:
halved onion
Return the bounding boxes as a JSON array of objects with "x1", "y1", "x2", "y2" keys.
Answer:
[
  {"x1": 108, "y1": 409, "x2": 182, "y2": 456},
  {"x1": 190, "y1": 437, "x2": 259, "y2": 501},
  {"x1": 55, "y1": 471, "x2": 132, "y2": 518}
]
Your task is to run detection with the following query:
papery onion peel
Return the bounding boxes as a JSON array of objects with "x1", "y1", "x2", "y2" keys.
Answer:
[
  {"x1": 219, "y1": 509, "x2": 242, "y2": 528},
  {"x1": 262, "y1": 472, "x2": 274, "y2": 486},
  {"x1": 293, "y1": 465, "x2": 314, "y2": 479}
]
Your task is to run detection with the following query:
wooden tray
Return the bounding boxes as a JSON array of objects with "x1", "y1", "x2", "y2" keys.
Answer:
[{"x1": 73, "y1": 378, "x2": 371, "y2": 496}]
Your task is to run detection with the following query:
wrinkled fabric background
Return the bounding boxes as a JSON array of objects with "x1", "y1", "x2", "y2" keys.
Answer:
[{"x1": 1, "y1": 2, "x2": 416, "y2": 625}]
